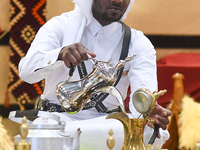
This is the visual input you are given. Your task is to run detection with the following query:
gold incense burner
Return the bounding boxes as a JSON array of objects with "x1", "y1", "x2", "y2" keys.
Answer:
[
  {"x1": 107, "y1": 89, "x2": 167, "y2": 150},
  {"x1": 55, "y1": 54, "x2": 136, "y2": 114}
]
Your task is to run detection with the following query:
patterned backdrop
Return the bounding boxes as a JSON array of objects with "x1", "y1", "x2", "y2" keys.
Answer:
[{"x1": 7, "y1": 0, "x2": 46, "y2": 109}]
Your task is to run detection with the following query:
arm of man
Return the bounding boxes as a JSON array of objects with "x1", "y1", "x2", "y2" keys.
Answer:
[
  {"x1": 19, "y1": 15, "x2": 95, "y2": 84},
  {"x1": 18, "y1": 16, "x2": 67, "y2": 83},
  {"x1": 127, "y1": 30, "x2": 171, "y2": 149}
]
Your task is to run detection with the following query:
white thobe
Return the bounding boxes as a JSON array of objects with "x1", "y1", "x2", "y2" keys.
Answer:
[{"x1": 18, "y1": 13, "x2": 169, "y2": 150}]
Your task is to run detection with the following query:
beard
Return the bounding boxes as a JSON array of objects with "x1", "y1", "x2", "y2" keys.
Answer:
[{"x1": 101, "y1": 11, "x2": 122, "y2": 22}]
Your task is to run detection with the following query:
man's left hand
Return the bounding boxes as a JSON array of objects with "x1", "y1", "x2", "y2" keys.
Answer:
[{"x1": 147, "y1": 104, "x2": 172, "y2": 138}]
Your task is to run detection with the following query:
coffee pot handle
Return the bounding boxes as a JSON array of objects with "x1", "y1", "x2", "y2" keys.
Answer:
[{"x1": 146, "y1": 124, "x2": 159, "y2": 150}]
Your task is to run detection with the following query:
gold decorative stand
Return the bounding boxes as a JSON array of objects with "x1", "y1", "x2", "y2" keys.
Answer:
[{"x1": 15, "y1": 116, "x2": 31, "y2": 150}]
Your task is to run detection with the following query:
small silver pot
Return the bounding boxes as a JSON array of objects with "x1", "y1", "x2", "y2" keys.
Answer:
[{"x1": 9, "y1": 111, "x2": 81, "y2": 150}]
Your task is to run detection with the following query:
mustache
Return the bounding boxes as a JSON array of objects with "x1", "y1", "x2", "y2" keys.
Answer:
[{"x1": 107, "y1": 2, "x2": 123, "y2": 11}]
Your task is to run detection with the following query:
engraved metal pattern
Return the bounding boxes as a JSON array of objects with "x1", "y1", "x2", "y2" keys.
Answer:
[{"x1": 55, "y1": 54, "x2": 136, "y2": 115}]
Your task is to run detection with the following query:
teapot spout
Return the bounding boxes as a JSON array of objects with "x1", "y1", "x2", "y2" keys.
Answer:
[{"x1": 70, "y1": 128, "x2": 82, "y2": 150}]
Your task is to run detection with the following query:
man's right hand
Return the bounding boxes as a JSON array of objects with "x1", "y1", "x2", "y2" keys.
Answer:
[{"x1": 58, "y1": 43, "x2": 96, "y2": 68}]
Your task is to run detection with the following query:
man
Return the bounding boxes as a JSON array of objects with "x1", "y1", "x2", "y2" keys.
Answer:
[{"x1": 19, "y1": 0, "x2": 171, "y2": 149}]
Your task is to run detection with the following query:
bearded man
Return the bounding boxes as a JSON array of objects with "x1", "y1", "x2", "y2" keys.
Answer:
[{"x1": 19, "y1": 0, "x2": 171, "y2": 149}]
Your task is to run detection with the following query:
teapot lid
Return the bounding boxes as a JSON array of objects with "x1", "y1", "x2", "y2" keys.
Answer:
[
  {"x1": 9, "y1": 110, "x2": 60, "y2": 129},
  {"x1": 28, "y1": 124, "x2": 60, "y2": 129}
]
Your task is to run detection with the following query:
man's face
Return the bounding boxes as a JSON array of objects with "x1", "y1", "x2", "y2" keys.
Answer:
[{"x1": 92, "y1": 0, "x2": 130, "y2": 26}]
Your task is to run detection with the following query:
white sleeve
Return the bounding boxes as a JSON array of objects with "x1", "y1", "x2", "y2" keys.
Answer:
[
  {"x1": 18, "y1": 16, "x2": 66, "y2": 83},
  {"x1": 128, "y1": 30, "x2": 158, "y2": 117}
]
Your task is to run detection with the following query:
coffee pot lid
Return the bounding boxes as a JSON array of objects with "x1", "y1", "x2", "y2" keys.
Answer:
[
  {"x1": 132, "y1": 89, "x2": 154, "y2": 115},
  {"x1": 132, "y1": 89, "x2": 167, "y2": 116}
]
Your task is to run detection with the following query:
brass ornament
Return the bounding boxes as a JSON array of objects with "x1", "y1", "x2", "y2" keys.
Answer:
[
  {"x1": 14, "y1": 116, "x2": 31, "y2": 150},
  {"x1": 107, "y1": 129, "x2": 115, "y2": 150}
]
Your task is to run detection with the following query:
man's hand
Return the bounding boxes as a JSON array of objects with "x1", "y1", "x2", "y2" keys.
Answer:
[
  {"x1": 58, "y1": 43, "x2": 96, "y2": 68},
  {"x1": 147, "y1": 104, "x2": 172, "y2": 138}
]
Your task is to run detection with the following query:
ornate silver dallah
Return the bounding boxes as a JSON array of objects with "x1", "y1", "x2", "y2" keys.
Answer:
[{"x1": 55, "y1": 54, "x2": 136, "y2": 114}]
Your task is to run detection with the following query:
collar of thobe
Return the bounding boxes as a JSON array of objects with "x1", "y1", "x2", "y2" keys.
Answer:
[
  {"x1": 87, "y1": 17, "x2": 122, "y2": 40},
  {"x1": 64, "y1": 0, "x2": 135, "y2": 44}
]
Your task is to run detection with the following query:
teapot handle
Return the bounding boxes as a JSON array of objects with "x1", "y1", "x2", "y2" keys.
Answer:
[{"x1": 146, "y1": 124, "x2": 159, "y2": 150}]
